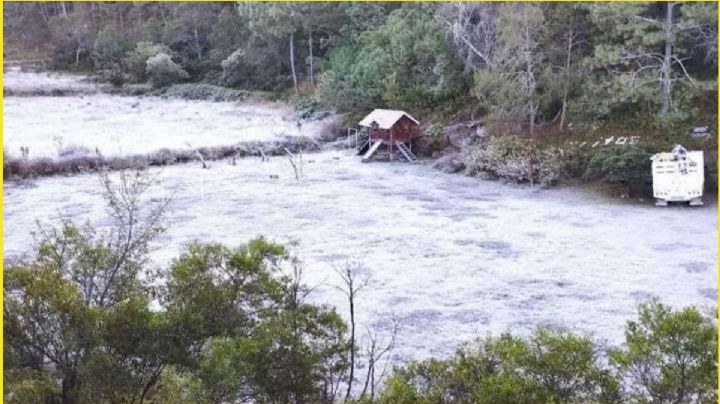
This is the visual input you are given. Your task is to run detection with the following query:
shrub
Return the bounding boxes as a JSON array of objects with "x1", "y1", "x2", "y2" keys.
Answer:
[
  {"x1": 57, "y1": 144, "x2": 92, "y2": 159},
  {"x1": 463, "y1": 135, "x2": 594, "y2": 187},
  {"x1": 317, "y1": 116, "x2": 344, "y2": 142},
  {"x1": 585, "y1": 145, "x2": 653, "y2": 194},
  {"x1": 220, "y1": 48, "x2": 247, "y2": 87},
  {"x1": 99, "y1": 63, "x2": 127, "y2": 88},
  {"x1": 92, "y1": 25, "x2": 132, "y2": 70},
  {"x1": 463, "y1": 135, "x2": 560, "y2": 187},
  {"x1": 125, "y1": 42, "x2": 173, "y2": 83},
  {"x1": 293, "y1": 96, "x2": 327, "y2": 120},
  {"x1": 153, "y1": 83, "x2": 247, "y2": 102},
  {"x1": 380, "y1": 327, "x2": 619, "y2": 404},
  {"x1": 146, "y1": 53, "x2": 189, "y2": 88}
]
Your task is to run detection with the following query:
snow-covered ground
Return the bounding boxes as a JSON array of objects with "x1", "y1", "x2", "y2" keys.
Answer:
[
  {"x1": 4, "y1": 67, "x2": 98, "y2": 95},
  {"x1": 5, "y1": 150, "x2": 717, "y2": 362},
  {"x1": 3, "y1": 70, "x2": 333, "y2": 158}
]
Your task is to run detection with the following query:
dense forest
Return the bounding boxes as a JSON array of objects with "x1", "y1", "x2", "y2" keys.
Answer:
[
  {"x1": 5, "y1": 2, "x2": 717, "y2": 124},
  {"x1": 3, "y1": 2, "x2": 719, "y2": 191}
]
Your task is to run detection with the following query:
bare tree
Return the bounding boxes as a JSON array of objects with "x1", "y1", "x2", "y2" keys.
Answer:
[
  {"x1": 605, "y1": 2, "x2": 700, "y2": 116},
  {"x1": 332, "y1": 260, "x2": 371, "y2": 401},
  {"x1": 95, "y1": 169, "x2": 169, "y2": 307},
  {"x1": 284, "y1": 147, "x2": 301, "y2": 180},
  {"x1": 359, "y1": 317, "x2": 399, "y2": 400},
  {"x1": 436, "y1": 3, "x2": 500, "y2": 71}
]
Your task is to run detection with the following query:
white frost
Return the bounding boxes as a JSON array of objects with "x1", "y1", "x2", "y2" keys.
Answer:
[
  {"x1": 5, "y1": 151, "x2": 717, "y2": 363},
  {"x1": 3, "y1": 67, "x2": 98, "y2": 94},
  {"x1": 3, "y1": 71, "x2": 332, "y2": 158}
]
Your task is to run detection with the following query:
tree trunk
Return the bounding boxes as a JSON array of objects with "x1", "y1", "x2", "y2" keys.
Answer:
[
  {"x1": 308, "y1": 30, "x2": 314, "y2": 88},
  {"x1": 290, "y1": 32, "x2": 299, "y2": 95},
  {"x1": 194, "y1": 28, "x2": 202, "y2": 61},
  {"x1": 344, "y1": 290, "x2": 355, "y2": 401},
  {"x1": 660, "y1": 2, "x2": 675, "y2": 115},
  {"x1": 529, "y1": 103, "x2": 536, "y2": 135},
  {"x1": 41, "y1": 4, "x2": 51, "y2": 22},
  {"x1": 523, "y1": 6, "x2": 536, "y2": 136},
  {"x1": 61, "y1": 370, "x2": 78, "y2": 404},
  {"x1": 560, "y1": 30, "x2": 574, "y2": 131},
  {"x1": 60, "y1": 1, "x2": 68, "y2": 16}
]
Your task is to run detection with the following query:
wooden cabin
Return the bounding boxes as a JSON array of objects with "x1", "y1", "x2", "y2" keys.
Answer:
[{"x1": 358, "y1": 109, "x2": 421, "y2": 163}]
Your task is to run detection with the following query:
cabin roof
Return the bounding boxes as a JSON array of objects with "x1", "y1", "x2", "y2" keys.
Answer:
[{"x1": 359, "y1": 109, "x2": 419, "y2": 130}]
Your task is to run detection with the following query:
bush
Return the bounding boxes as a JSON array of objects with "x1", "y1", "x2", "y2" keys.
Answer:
[
  {"x1": 146, "y1": 53, "x2": 189, "y2": 88},
  {"x1": 380, "y1": 327, "x2": 619, "y2": 404},
  {"x1": 99, "y1": 63, "x2": 127, "y2": 88},
  {"x1": 293, "y1": 96, "x2": 327, "y2": 120},
  {"x1": 220, "y1": 48, "x2": 247, "y2": 87},
  {"x1": 463, "y1": 135, "x2": 560, "y2": 187},
  {"x1": 57, "y1": 144, "x2": 92, "y2": 159},
  {"x1": 153, "y1": 83, "x2": 247, "y2": 102},
  {"x1": 585, "y1": 145, "x2": 654, "y2": 194},
  {"x1": 317, "y1": 116, "x2": 344, "y2": 142},
  {"x1": 125, "y1": 42, "x2": 173, "y2": 83},
  {"x1": 92, "y1": 25, "x2": 132, "y2": 70}
]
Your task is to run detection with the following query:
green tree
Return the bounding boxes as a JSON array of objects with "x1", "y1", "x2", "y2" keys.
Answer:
[
  {"x1": 4, "y1": 170, "x2": 169, "y2": 404},
  {"x1": 589, "y1": 2, "x2": 715, "y2": 121},
  {"x1": 125, "y1": 41, "x2": 173, "y2": 83},
  {"x1": 610, "y1": 299, "x2": 717, "y2": 404},
  {"x1": 47, "y1": 12, "x2": 94, "y2": 68},
  {"x1": 471, "y1": 3, "x2": 545, "y2": 135},
  {"x1": 320, "y1": 6, "x2": 465, "y2": 111},
  {"x1": 379, "y1": 327, "x2": 619, "y2": 404},
  {"x1": 208, "y1": 8, "x2": 249, "y2": 66},
  {"x1": 163, "y1": 241, "x2": 349, "y2": 404},
  {"x1": 541, "y1": 3, "x2": 592, "y2": 131},
  {"x1": 241, "y1": 3, "x2": 303, "y2": 94},
  {"x1": 146, "y1": 53, "x2": 189, "y2": 88}
]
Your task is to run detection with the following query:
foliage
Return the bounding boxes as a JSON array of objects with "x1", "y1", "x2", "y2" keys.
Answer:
[
  {"x1": 125, "y1": 42, "x2": 173, "y2": 83},
  {"x1": 585, "y1": 145, "x2": 654, "y2": 192},
  {"x1": 609, "y1": 299, "x2": 717, "y2": 404},
  {"x1": 154, "y1": 83, "x2": 248, "y2": 102},
  {"x1": 92, "y1": 25, "x2": 132, "y2": 70},
  {"x1": 146, "y1": 53, "x2": 190, "y2": 88},
  {"x1": 3, "y1": 171, "x2": 350, "y2": 404},
  {"x1": 319, "y1": 6, "x2": 466, "y2": 112},
  {"x1": 4, "y1": 170, "x2": 168, "y2": 404},
  {"x1": 293, "y1": 96, "x2": 326, "y2": 120},
  {"x1": 379, "y1": 327, "x2": 619, "y2": 404},
  {"x1": 380, "y1": 302, "x2": 717, "y2": 404},
  {"x1": 463, "y1": 135, "x2": 574, "y2": 187},
  {"x1": 220, "y1": 48, "x2": 248, "y2": 87},
  {"x1": 6, "y1": 2, "x2": 716, "y2": 132}
]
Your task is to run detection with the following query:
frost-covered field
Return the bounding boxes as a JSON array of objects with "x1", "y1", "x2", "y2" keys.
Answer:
[
  {"x1": 3, "y1": 71, "x2": 332, "y2": 158},
  {"x1": 4, "y1": 67, "x2": 98, "y2": 95},
  {"x1": 5, "y1": 151, "x2": 717, "y2": 362}
]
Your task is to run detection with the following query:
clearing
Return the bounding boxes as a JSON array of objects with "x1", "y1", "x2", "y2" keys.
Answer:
[
  {"x1": 4, "y1": 150, "x2": 716, "y2": 362},
  {"x1": 3, "y1": 70, "x2": 332, "y2": 159}
]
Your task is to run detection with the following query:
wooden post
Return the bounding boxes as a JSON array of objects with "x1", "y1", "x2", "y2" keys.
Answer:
[{"x1": 390, "y1": 131, "x2": 394, "y2": 161}]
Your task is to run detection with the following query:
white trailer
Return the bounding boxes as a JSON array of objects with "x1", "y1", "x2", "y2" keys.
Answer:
[{"x1": 650, "y1": 145, "x2": 704, "y2": 206}]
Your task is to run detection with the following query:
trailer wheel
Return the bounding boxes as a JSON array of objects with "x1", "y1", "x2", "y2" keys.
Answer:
[{"x1": 689, "y1": 197, "x2": 703, "y2": 206}]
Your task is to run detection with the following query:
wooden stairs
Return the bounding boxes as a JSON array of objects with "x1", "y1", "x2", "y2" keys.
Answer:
[
  {"x1": 396, "y1": 142, "x2": 418, "y2": 163},
  {"x1": 359, "y1": 140, "x2": 418, "y2": 163}
]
